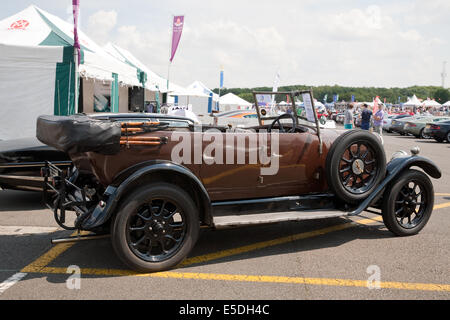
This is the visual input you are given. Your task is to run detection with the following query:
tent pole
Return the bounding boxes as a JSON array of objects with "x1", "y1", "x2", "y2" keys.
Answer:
[{"x1": 167, "y1": 62, "x2": 171, "y2": 93}]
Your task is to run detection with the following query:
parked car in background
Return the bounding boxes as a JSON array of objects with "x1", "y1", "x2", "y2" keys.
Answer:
[
  {"x1": 404, "y1": 116, "x2": 450, "y2": 139},
  {"x1": 0, "y1": 113, "x2": 194, "y2": 192},
  {"x1": 390, "y1": 116, "x2": 428, "y2": 135},
  {"x1": 213, "y1": 110, "x2": 259, "y2": 127},
  {"x1": 383, "y1": 114, "x2": 411, "y2": 133},
  {"x1": 423, "y1": 119, "x2": 450, "y2": 143},
  {"x1": 335, "y1": 112, "x2": 345, "y2": 124},
  {"x1": 328, "y1": 108, "x2": 337, "y2": 120}
]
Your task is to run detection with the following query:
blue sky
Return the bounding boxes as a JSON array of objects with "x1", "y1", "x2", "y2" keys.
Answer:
[{"x1": 1, "y1": 1, "x2": 449, "y2": 89}]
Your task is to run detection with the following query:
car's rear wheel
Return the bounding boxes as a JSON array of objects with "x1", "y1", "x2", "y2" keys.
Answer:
[
  {"x1": 382, "y1": 169, "x2": 434, "y2": 236},
  {"x1": 112, "y1": 183, "x2": 199, "y2": 272},
  {"x1": 446, "y1": 131, "x2": 450, "y2": 143},
  {"x1": 419, "y1": 128, "x2": 430, "y2": 139},
  {"x1": 326, "y1": 130, "x2": 386, "y2": 204}
]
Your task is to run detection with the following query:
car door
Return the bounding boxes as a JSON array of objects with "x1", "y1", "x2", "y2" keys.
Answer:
[
  {"x1": 258, "y1": 129, "x2": 326, "y2": 198},
  {"x1": 199, "y1": 131, "x2": 265, "y2": 201}
]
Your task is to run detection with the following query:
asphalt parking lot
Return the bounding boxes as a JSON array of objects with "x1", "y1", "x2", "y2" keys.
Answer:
[{"x1": 0, "y1": 131, "x2": 449, "y2": 300}]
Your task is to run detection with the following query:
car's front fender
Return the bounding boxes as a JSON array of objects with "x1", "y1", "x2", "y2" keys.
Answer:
[
  {"x1": 387, "y1": 155, "x2": 441, "y2": 179},
  {"x1": 348, "y1": 155, "x2": 441, "y2": 216}
]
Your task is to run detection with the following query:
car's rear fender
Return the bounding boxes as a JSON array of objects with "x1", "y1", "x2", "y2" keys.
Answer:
[
  {"x1": 81, "y1": 161, "x2": 212, "y2": 230},
  {"x1": 348, "y1": 155, "x2": 441, "y2": 216}
]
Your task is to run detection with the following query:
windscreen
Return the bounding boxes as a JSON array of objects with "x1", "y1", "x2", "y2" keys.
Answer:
[{"x1": 253, "y1": 91, "x2": 319, "y2": 127}]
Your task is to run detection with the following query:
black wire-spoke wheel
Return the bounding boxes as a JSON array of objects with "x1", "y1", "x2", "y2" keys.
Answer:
[
  {"x1": 339, "y1": 142, "x2": 378, "y2": 195},
  {"x1": 127, "y1": 198, "x2": 187, "y2": 263},
  {"x1": 382, "y1": 169, "x2": 434, "y2": 236},
  {"x1": 326, "y1": 130, "x2": 386, "y2": 204},
  {"x1": 112, "y1": 183, "x2": 199, "y2": 272},
  {"x1": 394, "y1": 182, "x2": 427, "y2": 229}
]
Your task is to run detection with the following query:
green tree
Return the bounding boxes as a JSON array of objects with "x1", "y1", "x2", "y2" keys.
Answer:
[{"x1": 433, "y1": 88, "x2": 450, "y2": 103}]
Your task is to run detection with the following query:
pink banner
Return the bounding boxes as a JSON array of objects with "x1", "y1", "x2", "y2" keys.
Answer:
[
  {"x1": 72, "y1": 0, "x2": 80, "y2": 65},
  {"x1": 170, "y1": 16, "x2": 184, "y2": 63}
]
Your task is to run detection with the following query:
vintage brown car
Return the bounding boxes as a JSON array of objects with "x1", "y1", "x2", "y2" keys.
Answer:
[{"x1": 37, "y1": 91, "x2": 441, "y2": 272}]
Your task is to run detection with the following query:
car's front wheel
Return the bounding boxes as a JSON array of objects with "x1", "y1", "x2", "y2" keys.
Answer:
[
  {"x1": 112, "y1": 183, "x2": 199, "y2": 272},
  {"x1": 382, "y1": 169, "x2": 434, "y2": 236}
]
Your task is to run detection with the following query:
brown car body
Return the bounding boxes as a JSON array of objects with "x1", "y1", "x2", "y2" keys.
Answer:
[{"x1": 79, "y1": 127, "x2": 339, "y2": 202}]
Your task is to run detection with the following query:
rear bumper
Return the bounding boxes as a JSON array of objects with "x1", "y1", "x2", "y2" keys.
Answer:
[{"x1": 428, "y1": 130, "x2": 447, "y2": 140}]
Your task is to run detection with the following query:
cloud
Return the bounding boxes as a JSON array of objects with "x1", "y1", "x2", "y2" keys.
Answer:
[
  {"x1": 86, "y1": 10, "x2": 118, "y2": 44},
  {"x1": 79, "y1": 1, "x2": 449, "y2": 88},
  {"x1": 320, "y1": 5, "x2": 395, "y2": 41}
]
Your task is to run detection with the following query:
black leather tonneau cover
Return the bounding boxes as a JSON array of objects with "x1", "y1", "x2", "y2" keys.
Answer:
[{"x1": 36, "y1": 115, "x2": 121, "y2": 155}]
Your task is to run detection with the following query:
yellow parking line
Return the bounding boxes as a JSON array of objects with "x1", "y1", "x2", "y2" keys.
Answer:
[
  {"x1": 436, "y1": 193, "x2": 450, "y2": 196},
  {"x1": 21, "y1": 202, "x2": 450, "y2": 277},
  {"x1": 180, "y1": 217, "x2": 383, "y2": 267},
  {"x1": 183, "y1": 201, "x2": 450, "y2": 268},
  {"x1": 36, "y1": 267, "x2": 450, "y2": 292},
  {"x1": 21, "y1": 231, "x2": 89, "y2": 273},
  {"x1": 434, "y1": 202, "x2": 450, "y2": 210}
]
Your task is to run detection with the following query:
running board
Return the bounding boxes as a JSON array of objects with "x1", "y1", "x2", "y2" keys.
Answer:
[{"x1": 213, "y1": 210, "x2": 349, "y2": 229}]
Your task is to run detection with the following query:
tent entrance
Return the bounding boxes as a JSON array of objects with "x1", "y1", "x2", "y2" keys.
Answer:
[{"x1": 128, "y1": 86, "x2": 145, "y2": 112}]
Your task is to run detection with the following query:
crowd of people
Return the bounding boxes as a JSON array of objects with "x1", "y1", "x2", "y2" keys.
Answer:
[
  {"x1": 342, "y1": 102, "x2": 450, "y2": 135},
  {"x1": 343, "y1": 103, "x2": 386, "y2": 133}
]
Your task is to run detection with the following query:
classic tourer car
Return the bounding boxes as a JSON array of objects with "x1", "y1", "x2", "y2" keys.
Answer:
[{"x1": 37, "y1": 90, "x2": 441, "y2": 273}]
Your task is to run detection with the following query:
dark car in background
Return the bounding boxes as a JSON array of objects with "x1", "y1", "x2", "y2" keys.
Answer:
[
  {"x1": 383, "y1": 114, "x2": 411, "y2": 133},
  {"x1": 390, "y1": 116, "x2": 428, "y2": 135},
  {"x1": 0, "y1": 113, "x2": 194, "y2": 192},
  {"x1": 424, "y1": 120, "x2": 450, "y2": 143}
]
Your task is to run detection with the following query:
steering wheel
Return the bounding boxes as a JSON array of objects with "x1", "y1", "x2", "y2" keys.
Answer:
[{"x1": 268, "y1": 113, "x2": 297, "y2": 133}]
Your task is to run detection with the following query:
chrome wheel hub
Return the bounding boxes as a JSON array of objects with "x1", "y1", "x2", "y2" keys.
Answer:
[{"x1": 352, "y1": 159, "x2": 365, "y2": 175}]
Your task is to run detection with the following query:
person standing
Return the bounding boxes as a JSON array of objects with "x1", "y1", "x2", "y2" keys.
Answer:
[
  {"x1": 373, "y1": 105, "x2": 385, "y2": 135},
  {"x1": 344, "y1": 103, "x2": 355, "y2": 129},
  {"x1": 360, "y1": 103, "x2": 373, "y2": 131}
]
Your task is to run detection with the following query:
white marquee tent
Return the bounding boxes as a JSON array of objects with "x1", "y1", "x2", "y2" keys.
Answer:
[
  {"x1": 422, "y1": 99, "x2": 441, "y2": 108},
  {"x1": 103, "y1": 42, "x2": 175, "y2": 93},
  {"x1": 403, "y1": 95, "x2": 422, "y2": 107},
  {"x1": 187, "y1": 81, "x2": 220, "y2": 102},
  {"x1": 0, "y1": 5, "x2": 144, "y2": 140},
  {"x1": 219, "y1": 93, "x2": 252, "y2": 111},
  {"x1": 443, "y1": 101, "x2": 450, "y2": 107}
]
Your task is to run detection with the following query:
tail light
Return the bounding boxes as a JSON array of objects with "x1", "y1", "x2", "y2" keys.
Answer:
[
  {"x1": 408, "y1": 123, "x2": 416, "y2": 127},
  {"x1": 431, "y1": 125, "x2": 441, "y2": 130}
]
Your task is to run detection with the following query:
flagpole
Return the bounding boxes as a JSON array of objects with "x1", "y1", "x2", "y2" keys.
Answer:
[
  {"x1": 167, "y1": 14, "x2": 173, "y2": 100},
  {"x1": 167, "y1": 14, "x2": 185, "y2": 107},
  {"x1": 72, "y1": 0, "x2": 80, "y2": 114},
  {"x1": 74, "y1": 48, "x2": 79, "y2": 113}
]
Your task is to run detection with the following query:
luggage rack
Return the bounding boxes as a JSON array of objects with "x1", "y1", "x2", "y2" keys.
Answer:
[
  {"x1": 42, "y1": 161, "x2": 94, "y2": 230},
  {"x1": 120, "y1": 121, "x2": 169, "y2": 147}
]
